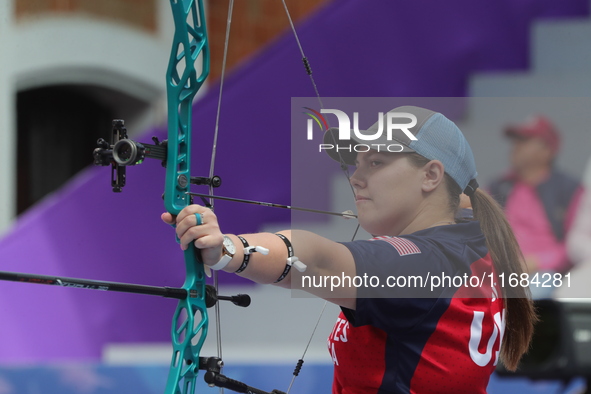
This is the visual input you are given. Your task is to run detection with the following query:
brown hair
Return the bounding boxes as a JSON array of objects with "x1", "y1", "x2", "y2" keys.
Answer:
[{"x1": 407, "y1": 153, "x2": 536, "y2": 371}]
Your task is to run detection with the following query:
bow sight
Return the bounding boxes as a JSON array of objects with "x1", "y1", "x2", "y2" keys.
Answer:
[{"x1": 93, "y1": 119, "x2": 222, "y2": 193}]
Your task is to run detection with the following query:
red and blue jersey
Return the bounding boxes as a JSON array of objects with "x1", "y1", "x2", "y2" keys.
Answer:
[{"x1": 327, "y1": 221, "x2": 504, "y2": 393}]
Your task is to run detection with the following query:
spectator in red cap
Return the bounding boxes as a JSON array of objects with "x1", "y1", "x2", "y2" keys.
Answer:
[{"x1": 489, "y1": 115, "x2": 583, "y2": 295}]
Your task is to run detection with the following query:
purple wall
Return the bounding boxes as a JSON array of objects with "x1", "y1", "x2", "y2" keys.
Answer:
[{"x1": 0, "y1": 0, "x2": 587, "y2": 362}]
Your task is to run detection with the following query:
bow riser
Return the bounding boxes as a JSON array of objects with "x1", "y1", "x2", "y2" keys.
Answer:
[
  {"x1": 165, "y1": 0, "x2": 209, "y2": 216},
  {"x1": 164, "y1": 1, "x2": 210, "y2": 393}
]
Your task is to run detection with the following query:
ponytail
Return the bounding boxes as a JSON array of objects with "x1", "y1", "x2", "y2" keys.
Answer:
[
  {"x1": 406, "y1": 153, "x2": 537, "y2": 370},
  {"x1": 470, "y1": 188, "x2": 537, "y2": 370}
]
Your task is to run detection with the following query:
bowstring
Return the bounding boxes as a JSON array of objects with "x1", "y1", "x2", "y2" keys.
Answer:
[
  {"x1": 281, "y1": 1, "x2": 360, "y2": 392},
  {"x1": 280, "y1": 0, "x2": 324, "y2": 109},
  {"x1": 280, "y1": 0, "x2": 358, "y2": 205},
  {"x1": 209, "y1": 1, "x2": 235, "y2": 393}
]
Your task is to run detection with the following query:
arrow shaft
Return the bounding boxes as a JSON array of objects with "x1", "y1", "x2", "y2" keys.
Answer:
[{"x1": 187, "y1": 192, "x2": 357, "y2": 219}]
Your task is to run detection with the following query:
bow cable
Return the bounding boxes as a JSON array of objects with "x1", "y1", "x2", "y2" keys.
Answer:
[
  {"x1": 209, "y1": 2, "x2": 236, "y2": 393},
  {"x1": 209, "y1": 0, "x2": 235, "y2": 199}
]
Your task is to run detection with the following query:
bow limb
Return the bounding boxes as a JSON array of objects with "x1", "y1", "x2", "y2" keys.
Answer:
[{"x1": 164, "y1": 0, "x2": 210, "y2": 393}]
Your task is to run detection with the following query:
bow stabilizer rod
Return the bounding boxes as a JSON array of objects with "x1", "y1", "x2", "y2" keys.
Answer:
[
  {"x1": 0, "y1": 270, "x2": 187, "y2": 299},
  {"x1": 199, "y1": 357, "x2": 286, "y2": 394},
  {"x1": 0, "y1": 270, "x2": 250, "y2": 308}
]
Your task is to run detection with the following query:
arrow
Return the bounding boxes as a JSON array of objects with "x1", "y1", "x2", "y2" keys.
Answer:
[{"x1": 186, "y1": 192, "x2": 357, "y2": 219}]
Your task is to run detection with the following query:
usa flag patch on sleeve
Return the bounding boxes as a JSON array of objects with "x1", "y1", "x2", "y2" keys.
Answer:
[{"x1": 371, "y1": 236, "x2": 422, "y2": 256}]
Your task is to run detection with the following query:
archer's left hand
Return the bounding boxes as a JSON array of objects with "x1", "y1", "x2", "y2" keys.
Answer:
[{"x1": 161, "y1": 205, "x2": 224, "y2": 267}]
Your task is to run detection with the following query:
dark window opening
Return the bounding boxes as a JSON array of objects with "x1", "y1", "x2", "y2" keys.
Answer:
[{"x1": 16, "y1": 85, "x2": 147, "y2": 215}]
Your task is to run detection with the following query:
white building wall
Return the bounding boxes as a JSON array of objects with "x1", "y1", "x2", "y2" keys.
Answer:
[
  {"x1": 0, "y1": 0, "x2": 179, "y2": 235},
  {"x1": 0, "y1": 0, "x2": 16, "y2": 235}
]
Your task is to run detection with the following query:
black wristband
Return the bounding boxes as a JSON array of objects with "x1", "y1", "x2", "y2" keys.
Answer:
[
  {"x1": 234, "y1": 235, "x2": 251, "y2": 273},
  {"x1": 274, "y1": 233, "x2": 294, "y2": 283}
]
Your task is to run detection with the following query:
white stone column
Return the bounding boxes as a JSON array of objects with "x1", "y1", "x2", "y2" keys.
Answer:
[{"x1": 0, "y1": 0, "x2": 16, "y2": 235}]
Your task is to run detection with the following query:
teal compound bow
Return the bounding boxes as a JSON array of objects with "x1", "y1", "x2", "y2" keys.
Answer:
[
  {"x1": 93, "y1": 1, "x2": 359, "y2": 392},
  {"x1": 0, "y1": 0, "x2": 355, "y2": 392},
  {"x1": 93, "y1": 1, "x2": 305, "y2": 393},
  {"x1": 93, "y1": 1, "x2": 287, "y2": 393},
  {"x1": 160, "y1": 0, "x2": 213, "y2": 392}
]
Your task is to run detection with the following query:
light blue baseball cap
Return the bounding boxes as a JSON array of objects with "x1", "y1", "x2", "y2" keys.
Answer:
[{"x1": 323, "y1": 105, "x2": 479, "y2": 194}]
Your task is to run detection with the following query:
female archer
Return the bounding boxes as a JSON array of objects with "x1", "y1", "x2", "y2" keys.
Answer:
[{"x1": 162, "y1": 106, "x2": 536, "y2": 393}]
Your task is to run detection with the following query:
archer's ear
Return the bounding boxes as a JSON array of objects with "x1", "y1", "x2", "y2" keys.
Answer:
[{"x1": 421, "y1": 160, "x2": 445, "y2": 193}]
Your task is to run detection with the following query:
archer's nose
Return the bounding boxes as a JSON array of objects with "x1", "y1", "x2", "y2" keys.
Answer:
[{"x1": 349, "y1": 168, "x2": 366, "y2": 191}]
